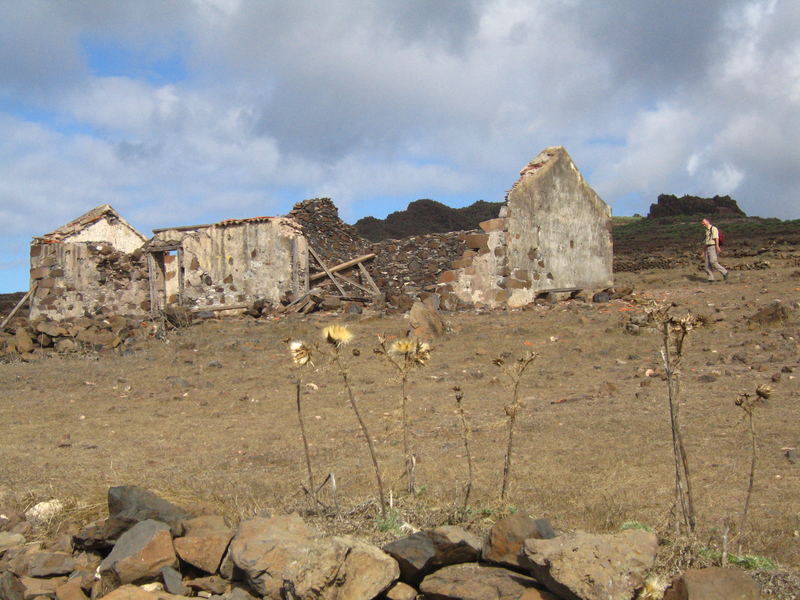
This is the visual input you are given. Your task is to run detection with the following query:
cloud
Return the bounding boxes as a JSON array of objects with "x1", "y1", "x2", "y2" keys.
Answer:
[{"x1": 1, "y1": 0, "x2": 799, "y2": 292}]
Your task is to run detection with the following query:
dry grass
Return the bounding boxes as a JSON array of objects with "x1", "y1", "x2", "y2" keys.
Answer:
[{"x1": 1, "y1": 246, "x2": 799, "y2": 597}]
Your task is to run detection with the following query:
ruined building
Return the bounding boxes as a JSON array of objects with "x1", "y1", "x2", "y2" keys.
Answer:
[
  {"x1": 438, "y1": 146, "x2": 613, "y2": 308},
  {"x1": 26, "y1": 146, "x2": 613, "y2": 320}
]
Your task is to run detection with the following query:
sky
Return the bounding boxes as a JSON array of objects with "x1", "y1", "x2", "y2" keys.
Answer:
[{"x1": 1, "y1": 0, "x2": 799, "y2": 293}]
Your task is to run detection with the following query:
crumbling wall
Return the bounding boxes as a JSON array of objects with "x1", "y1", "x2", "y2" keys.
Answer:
[
  {"x1": 29, "y1": 242, "x2": 150, "y2": 320},
  {"x1": 438, "y1": 147, "x2": 613, "y2": 308},
  {"x1": 150, "y1": 217, "x2": 308, "y2": 309}
]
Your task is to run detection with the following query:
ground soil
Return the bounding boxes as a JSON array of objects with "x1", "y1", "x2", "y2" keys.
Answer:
[{"x1": 1, "y1": 223, "x2": 799, "y2": 597}]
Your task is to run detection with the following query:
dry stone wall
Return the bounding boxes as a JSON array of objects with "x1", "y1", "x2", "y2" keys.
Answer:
[{"x1": 29, "y1": 242, "x2": 151, "y2": 321}]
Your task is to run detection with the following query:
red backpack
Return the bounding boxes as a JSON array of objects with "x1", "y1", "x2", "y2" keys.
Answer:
[{"x1": 717, "y1": 228, "x2": 725, "y2": 246}]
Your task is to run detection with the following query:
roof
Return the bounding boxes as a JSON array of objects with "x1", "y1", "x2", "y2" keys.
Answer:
[
  {"x1": 36, "y1": 204, "x2": 147, "y2": 243},
  {"x1": 152, "y1": 215, "x2": 290, "y2": 233}
]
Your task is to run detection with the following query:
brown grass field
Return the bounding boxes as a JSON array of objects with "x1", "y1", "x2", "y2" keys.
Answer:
[{"x1": 1, "y1": 238, "x2": 799, "y2": 595}]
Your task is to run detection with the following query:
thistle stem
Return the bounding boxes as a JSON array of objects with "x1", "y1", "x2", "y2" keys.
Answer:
[
  {"x1": 334, "y1": 352, "x2": 386, "y2": 517},
  {"x1": 295, "y1": 380, "x2": 316, "y2": 505}
]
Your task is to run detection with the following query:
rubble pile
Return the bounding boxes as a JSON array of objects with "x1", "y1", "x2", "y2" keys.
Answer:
[
  {"x1": 287, "y1": 198, "x2": 474, "y2": 308},
  {"x1": 0, "y1": 314, "x2": 150, "y2": 361},
  {"x1": 370, "y1": 232, "x2": 470, "y2": 301},
  {"x1": 0, "y1": 485, "x2": 763, "y2": 600},
  {"x1": 287, "y1": 198, "x2": 371, "y2": 266}
]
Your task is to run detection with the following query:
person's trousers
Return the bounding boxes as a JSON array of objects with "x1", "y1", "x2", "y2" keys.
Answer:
[{"x1": 705, "y1": 246, "x2": 728, "y2": 280}]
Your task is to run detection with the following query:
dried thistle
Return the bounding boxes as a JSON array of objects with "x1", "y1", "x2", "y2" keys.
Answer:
[
  {"x1": 322, "y1": 324, "x2": 353, "y2": 347},
  {"x1": 736, "y1": 384, "x2": 774, "y2": 536},
  {"x1": 323, "y1": 325, "x2": 386, "y2": 516},
  {"x1": 379, "y1": 334, "x2": 434, "y2": 493},
  {"x1": 647, "y1": 301, "x2": 700, "y2": 534},
  {"x1": 636, "y1": 575, "x2": 666, "y2": 600},
  {"x1": 289, "y1": 340, "x2": 313, "y2": 367},
  {"x1": 390, "y1": 338, "x2": 431, "y2": 367},
  {"x1": 494, "y1": 350, "x2": 538, "y2": 501}
]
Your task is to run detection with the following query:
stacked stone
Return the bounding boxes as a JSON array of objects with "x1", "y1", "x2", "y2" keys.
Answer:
[
  {"x1": 0, "y1": 314, "x2": 149, "y2": 360},
  {"x1": 369, "y1": 231, "x2": 470, "y2": 300},
  {"x1": 613, "y1": 255, "x2": 691, "y2": 272},
  {"x1": 0, "y1": 486, "x2": 763, "y2": 599},
  {"x1": 287, "y1": 198, "x2": 371, "y2": 266},
  {"x1": 30, "y1": 242, "x2": 151, "y2": 320}
]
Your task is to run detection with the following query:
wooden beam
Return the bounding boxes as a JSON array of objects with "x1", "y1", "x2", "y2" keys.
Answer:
[
  {"x1": 1, "y1": 284, "x2": 37, "y2": 330},
  {"x1": 309, "y1": 253, "x2": 376, "y2": 282},
  {"x1": 330, "y1": 272, "x2": 373, "y2": 295},
  {"x1": 307, "y1": 246, "x2": 347, "y2": 296},
  {"x1": 190, "y1": 303, "x2": 250, "y2": 313},
  {"x1": 357, "y1": 262, "x2": 381, "y2": 296}
]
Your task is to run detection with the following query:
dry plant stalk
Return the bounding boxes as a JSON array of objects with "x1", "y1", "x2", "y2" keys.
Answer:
[
  {"x1": 377, "y1": 335, "x2": 431, "y2": 493},
  {"x1": 289, "y1": 341, "x2": 316, "y2": 507},
  {"x1": 323, "y1": 325, "x2": 387, "y2": 517},
  {"x1": 493, "y1": 351, "x2": 537, "y2": 501},
  {"x1": 647, "y1": 303, "x2": 701, "y2": 534},
  {"x1": 453, "y1": 386, "x2": 473, "y2": 510},
  {"x1": 735, "y1": 384, "x2": 772, "y2": 538}
]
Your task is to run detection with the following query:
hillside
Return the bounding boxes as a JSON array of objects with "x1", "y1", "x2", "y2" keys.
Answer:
[{"x1": 354, "y1": 198, "x2": 503, "y2": 241}]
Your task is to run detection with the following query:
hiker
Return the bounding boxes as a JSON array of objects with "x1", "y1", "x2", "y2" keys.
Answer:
[{"x1": 701, "y1": 218, "x2": 728, "y2": 282}]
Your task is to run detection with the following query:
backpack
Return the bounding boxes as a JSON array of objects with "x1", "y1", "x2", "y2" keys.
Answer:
[{"x1": 717, "y1": 228, "x2": 725, "y2": 246}]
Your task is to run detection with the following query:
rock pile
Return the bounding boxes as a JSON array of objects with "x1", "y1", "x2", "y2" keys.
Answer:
[
  {"x1": 0, "y1": 486, "x2": 762, "y2": 600},
  {"x1": 287, "y1": 198, "x2": 473, "y2": 309},
  {"x1": 0, "y1": 314, "x2": 150, "y2": 361}
]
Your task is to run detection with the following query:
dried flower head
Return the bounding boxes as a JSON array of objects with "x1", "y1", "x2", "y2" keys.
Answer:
[
  {"x1": 390, "y1": 339, "x2": 431, "y2": 366},
  {"x1": 322, "y1": 324, "x2": 353, "y2": 347},
  {"x1": 390, "y1": 339, "x2": 416, "y2": 355},
  {"x1": 756, "y1": 384, "x2": 772, "y2": 400},
  {"x1": 636, "y1": 575, "x2": 666, "y2": 600},
  {"x1": 289, "y1": 341, "x2": 313, "y2": 366}
]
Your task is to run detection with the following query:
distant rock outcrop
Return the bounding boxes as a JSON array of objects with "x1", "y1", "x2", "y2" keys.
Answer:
[
  {"x1": 647, "y1": 194, "x2": 746, "y2": 218},
  {"x1": 355, "y1": 199, "x2": 503, "y2": 241}
]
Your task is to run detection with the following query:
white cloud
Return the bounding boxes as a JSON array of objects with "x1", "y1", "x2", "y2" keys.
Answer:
[{"x1": 1, "y1": 0, "x2": 799, "y2": 291}]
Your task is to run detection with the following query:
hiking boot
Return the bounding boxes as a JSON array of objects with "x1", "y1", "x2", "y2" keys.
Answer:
[{"x1": 723, "y1": 272, "x2": 729, "y2": 281}]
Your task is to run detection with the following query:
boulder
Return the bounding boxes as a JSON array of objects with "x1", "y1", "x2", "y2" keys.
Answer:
[
  {"x1": 173, "y1": 515, "x2": 233, "y2": 574},
  {"x1": 663, "y1": 567, "x2": 760, "y2": 600},
  {"x1": 419, "y1": 563, "x2": 546, "y2": 600},
  {"x1": 383, "y1": 526, "x2": 482, "y2": 585},
  {"x1": 73, "y1": 518, "x2": 128, "y2": 552},
  {"x1": 408, "y1": 300, "x2": 445, "y2": 339},
  {"x1": 482, "y1": 514, "x2": 555, "y2": 569},
  {"x1": 19, "y1": 575, "x2": 67, "y2": 599},
  {"x1": 520, "y1": 529, "x2": 658, "y2": 600},
  {"x1": 13, "y1": 328, "x2": 34, "y2": 354},
  {"x1": 100, "y1": 585, "x2": 162, "y2": 600},
  {"x1": 24, "y1": 499, "x2": 64, "y2": 526},
  {"x1": 54, "y1": 579, "x2": 89, "y2": 600},
  {"x1": 107, "y1": 486, "x2": 190, "y2": 536},
  {"x1": 0, "y1": 571, "x2": 25, "y2": 600},
  {"x1": 385, "y1": 581, "x2": 418, "y2": 600},
  {"x1": 0, "y1": 531, "x2": 26, "y2": 553},
  {"x1": 160, "y1": 565, "x2": 187, "y2": 596},
  {"x1": 99, "y1": 519, "x2": 178, "y2": 585},
  {"x1": 230, "y1": 515, "x2": 398, "y2": 599},
  {"x1": 185, "y1": 574, "x2": 227, "y2": 595},
  {"x1": 24, "y1": 551, "x2": 76, "y2": 577}
]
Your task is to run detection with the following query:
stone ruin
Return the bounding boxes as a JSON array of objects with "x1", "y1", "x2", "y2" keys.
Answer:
[{"x1": 2, "y1": 146, "x2": 615, "y2": 357}]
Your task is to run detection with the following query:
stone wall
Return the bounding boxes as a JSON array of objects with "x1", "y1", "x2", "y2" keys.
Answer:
[
  {"x1": 149, "y1": 217, "x2": 308, "y2": 310},
  {"x1": 29, "y1": 242, "x2": 150, "y2": 320},
  {"x1": 438, "y1": 147, "x2": 613, "y2": 308}
]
